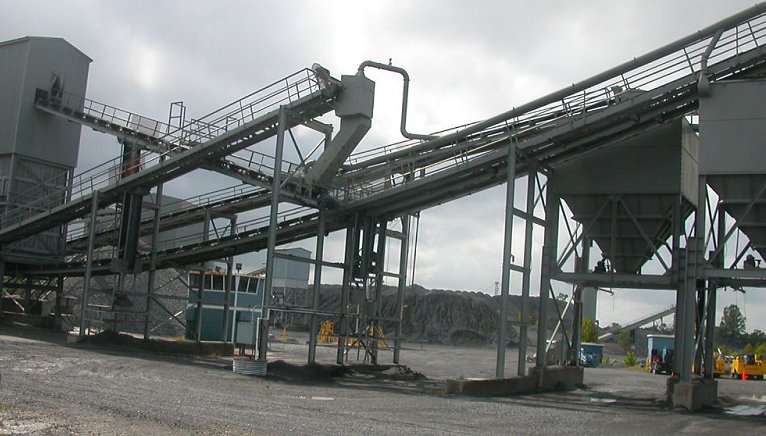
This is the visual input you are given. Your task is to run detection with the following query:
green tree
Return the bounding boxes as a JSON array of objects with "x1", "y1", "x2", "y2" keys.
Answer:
[
  {"x1": 747, "y1": 329, "x2": 766, "y2": 346},
  {"x1": 742, "y1": 343, "x2": 755, "y2": 354},
  {"x1": 718, "y1": 304, "x2": 747, "y2": 348},
  {"x1": 755, "y1": 343, "x2": 766, "y2": 359},
  {"x1": 623, "y1": 351, "x2": 636, "y2": 366},
  {"x1": 618, "y1": 330, "x2": 632, "y2": 352},
  {"x1": 582, "y1": 319, "x2": 598, "y2": 343},
  {"x1": 719, "y1": 344, "x2": 734, "y2": 356}
]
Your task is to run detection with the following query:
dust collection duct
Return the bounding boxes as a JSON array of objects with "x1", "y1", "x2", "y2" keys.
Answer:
[
  {"x1": 550, "y1": 119, "x2": 698, "y2": 274},
  {"x1": 700, "y1": 79, "x2": 766, "y2": 261}
]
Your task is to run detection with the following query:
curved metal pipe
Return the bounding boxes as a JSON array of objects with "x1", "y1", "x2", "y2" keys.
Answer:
[
  {"x1": 698, "y1": 29, "x2": 724, "y2": 97},
  {"x1": 358, "y1": 60, "x2": 437, "y2": 141}
]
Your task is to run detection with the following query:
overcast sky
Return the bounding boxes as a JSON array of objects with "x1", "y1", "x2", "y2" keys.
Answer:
[{"x1": 2, "y1": 0, "x2": 765, "y2": 332}]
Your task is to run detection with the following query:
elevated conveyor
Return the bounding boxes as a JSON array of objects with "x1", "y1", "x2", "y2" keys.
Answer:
[
  {"x1": 65, "y1": 184, "x2": 271, "y2": 253},
  {"x1": 598, "y1": 305, "x2": 676, "y2": 341},
  {"x1": 33, "y1": 68, "x2": 330, "y2": 202},
  {"x1": 15, "y1": 4, "x2": 766, "y2": 279},
  {"x1": 0, "y1": 69, "x2": 339, "y2": 248}
]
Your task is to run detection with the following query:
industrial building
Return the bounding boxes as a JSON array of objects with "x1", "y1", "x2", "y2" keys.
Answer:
[{"x1": 4, "y1": 4, "x2": 766, "y2": 412}]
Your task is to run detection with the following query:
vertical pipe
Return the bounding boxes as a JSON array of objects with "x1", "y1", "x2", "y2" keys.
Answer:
[
  {"x1": 79, "y1": 191, "x2": 99, "y2": 337},
  {"x1": 308, "y1": 209, "x2": 326, "y2": 364},
  {"x1": 393, "y1": 215, "x2": 410, "y2": 364},
  {"x1": 517, "y1": 171, "x2": 536, "y2": 376},
  {"x1": 259, "y1": 106, "x2": 287, "y2": 361},
  {"x1": 496, "y1": 142, "x2": 516, "y2": 378},
  {"x1": 223, "y1": 217, "x2": 237, "y2": 342},
  {"x1": 536, "y1": 182, "x2": 560, "y2": 371}
]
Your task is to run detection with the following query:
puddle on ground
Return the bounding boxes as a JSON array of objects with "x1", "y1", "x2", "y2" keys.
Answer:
[
  {"x1": 725, "y1": 405, "x2": 765, "y2": 416},
  {"x1": 589, "y1": 398, "x2": 617, "y2": 404},
  {"x1": 739, "y1": 395, "x2": 766, "y2": 403},
  {"x1": 311, "y1": 396, "x2": 334, "y2": 401}
]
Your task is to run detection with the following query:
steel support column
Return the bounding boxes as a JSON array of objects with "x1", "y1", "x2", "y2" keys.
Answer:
[
  {"x1": 259, "y1": 105, "x2": 288, "y2": 361},
  {"x1": 371, "y1": 219, "x2": 388, "y2": 364},
  {"x1": 704, "y1": 192, "x2": 725, "y2": 379},
  {"x1": 570, "y1": 237, "x2": 590, "y2": 364},
  {"x1": 693, "y1": 176, "x2": 707, "y2": 376},
  {"x1": 55, "y1": 276, "x2": 63, "y2": 325},
  {"x1": 144, "y1": 167, "x2": 165, "y2": 339},
  {"x1": 393, "y1": 215, "x2": 410, "y2": 364},
  {"x1": 337, "y1": 217, "x2": 359, "y2": 364},
  {"x1": 536, "y1": 182, "x2": 560, "y2": 371},
  {"x1": 79, "y1": 191, "x2": 99, "y2": 337},
  {"x1": 223, "y1": 216, "x2": 237, "y2": 343},
  {"x1": 496, "y1": 142, "x2": 516, "y2": 377},
  {"x1": 196, "y1": 209, "x2": 211, "y2": 343},
  {"x1": 308, "y1": 208, "x2": 326, "y2": 364},
  {"x1": 517, "y1": 172, "x2": 536, "y2": 376},
  {"x1": 676, "y1": 237, "x2": 701, "y2": 383}
]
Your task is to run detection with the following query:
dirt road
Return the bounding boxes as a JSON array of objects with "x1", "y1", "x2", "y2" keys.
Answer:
[{"x1": 1, "y1": 324, "x2": 765, "y2": 435}]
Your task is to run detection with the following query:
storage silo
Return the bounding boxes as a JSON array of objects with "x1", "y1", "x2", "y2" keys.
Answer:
[
  {"x1": 700, "y1": 80, "x2": 766, "y2": 262},
  {"x1": 551, "y1": 119, "x2": 699, "y2": 274},
  {"x1": 0, "y1": 36, "x2": 90, "y2": 264}
]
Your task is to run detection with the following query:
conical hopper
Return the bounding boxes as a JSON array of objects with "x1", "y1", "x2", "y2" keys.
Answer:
[
  {"x1": 706, "y1": 175, "x2": 766, "y2": 259},
  {"x1": 700, "y1": 80, "x2": 766, "y2": 261},
  {"x1": 551, "y1": 120, "x2": 698, "y2": 274}
]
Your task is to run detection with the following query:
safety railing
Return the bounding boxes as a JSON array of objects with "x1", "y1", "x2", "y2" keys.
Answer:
[
  {"x1": 10, "y1": 69, "x2": 320, "y2": 227},
  {"x1": 65, "y1": 183, "x2": 265, "y2": 242},
  {"x1": 173, "y1": 68, "x2": 320, "y2": 146},
  {"x1": 153, "y1": 204, "x2": 313, "y2": 253},
  {"x1": 332, "y1": 10, "x2": 766, "y2": 204}
]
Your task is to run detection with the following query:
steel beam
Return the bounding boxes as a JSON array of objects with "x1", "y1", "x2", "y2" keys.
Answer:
[
  {"x1": 496, "y1": 142, "x2": 516, "y2": 377},
  {"x1": 259, "y1": 106, "x2": 288, "y2": 361},
  {"x1": 337, "y1": 217, "x2": 358, "y2": 364},
  {"x1": 517, "y1": 172, "x2": 536, "y2": 376},
  {"x1": 536, "y1": 183, "x2": 560, "y2": 373},
  {"x1": 223, "y1": 217, "x2": 236, "y2": 342},
  {"x1": 79, "y1": 190, "x2": 99, "y2": 337},
  {"x1": 144, "y1": 159, "x2": 165, "y2": 340},
  {"x1": 393, "y1": 215, "x2": 410, "y2": 364},
  {"x1": 308, "y1": 208, "x2": 326, "y2": 364}
]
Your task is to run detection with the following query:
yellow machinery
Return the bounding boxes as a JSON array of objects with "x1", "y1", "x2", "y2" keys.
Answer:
[
  {"x1": 318, "y1": 320, "x2": 335, "y2": 344},
  {"x1": 713, "y1": 352, "x2": 726, "y2": 378},
  {"x1": 731, "y1": 354, "x2": 765, "y2": 380}
]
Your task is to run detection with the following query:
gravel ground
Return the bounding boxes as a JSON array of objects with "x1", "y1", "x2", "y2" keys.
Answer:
[{"x1": 1, "y1": 324, "x2": 765, "y2": 435}]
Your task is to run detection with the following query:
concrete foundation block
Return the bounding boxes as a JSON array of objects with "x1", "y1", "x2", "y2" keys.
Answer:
[
  {"x1": 66, "y1": 333, "x2": 84, "y2": 343},
  {"x1": 445, "y1": 366, "x2": 583, "y2": 396},
  {"x1": 671, "y1": 378, "x2": 718, "y2": 411},
  {"x1": 529, "y1": 366, "x2": 584, "y2": 389}
]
